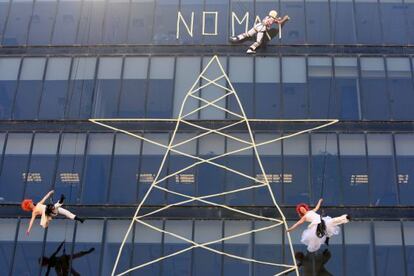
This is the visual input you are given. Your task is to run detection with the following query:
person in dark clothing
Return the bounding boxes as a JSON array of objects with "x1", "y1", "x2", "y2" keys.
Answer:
[{"x1": 295, "y1": 249, "x2": 333, "y2": 276}]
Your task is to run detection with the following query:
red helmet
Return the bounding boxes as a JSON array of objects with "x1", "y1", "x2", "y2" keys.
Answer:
[
  {"x1": 21, "y1": 199, "x2": 34, "y2": 212},
  {"x1": 295, "y1": 203, "x2": 309, "y2": 217}
]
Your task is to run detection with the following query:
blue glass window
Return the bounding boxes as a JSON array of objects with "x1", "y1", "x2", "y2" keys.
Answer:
[
  {"x1": 93, "y1": 57, "x2": 123, "y2": 118},
  {"x1": 103, "y1": 0, "x2": 129, "y2": 44},
  {"x1": 367, "y1": 134, "x2": 397, "y2": 205},
  {"x1": 0, "y1": 219, "x2": 17, "y2": 274},
  {"x1": 387, "y1": 58, "x2": 414, "y2": 120},
  {"x1": 308, "y1": 57, "x2": 335, "y2": 118},
  {"x1": 66, "y1": 57, "x2": 97, "y2": 119},
  {"x1": 76, "y1": 0, "x2": 106, "y2": 45},
  {"x1": 13, "y1": 58, "x2": 46, "y2": 119},
  {"x1": 255, "y1": 57, "x2": 282, "y2": 118},
  {"x1": 118, "y1": 57, "x2": 148, "y2": 118},
  {"x1": 339, "y1": 134, "x2": 369, "y2": 205},
  {"x1": 330, "y1": 0, "x2": 357, "y2": 44},
  {"x1": 193, "y1": 221, "x2": 222, "y2": 275},
  {"x1": 403, "y1": 221, "x2": 414, "y2": 275},
  {"x1": 127, "y1": 0, "x2": 155, "y2": 44},
  {"x1": 178, "y1": 0, "x2": 204, "y2": 44},
  {"x1": 55, "y1": 133, "x2": 86, "y2": 204},
  {"x1": 395, "y1": 134, "x2": 414, "y2": 205},
  {"x1": 355, "y1": 0, "x2": 382, "y2": 44},
  {"x1": 324, "y1": 222, "x2": 344, "y2": 276},
  {"x1": 229, "y1": 57, "x2": 253, "y2": 118},
  {"x1": 38, "y1": 57, "x2": 71, "y2": 119},
  {"x1": 81, "y1": 133, "x2": 114, "y2": 204},
  {"x1": 306, "y1": 0, "x2": 331, "y2": 44},
  {"x1": 204, "y1": 0, "x2": 229, "y2": 44},
  {"x1": 72, "y1": 220, "x2": 104, "y2": 275},
  {"x1": 283, "y1": 135, "x2": 310, "y2": 204},
  {"x1": 311, "y1": 134, "x2": 341, "y2": 205},
  {"x1": 281, "y1": 0, "x2": 306, "y2": 44},
  {"x1": 0, "y1": 0, "x2": 10, "y2": 44},
  {"x1": 153, "y1": 0, "x2": 179, "y2": 44},
  {"x1": 52, "y1": 0, "x2": 82, "y2": 45},
  {"x1": 360, "y1": 57, "x2": 390, "y2": 120},
  {"x1": 24, "y1": 133, "x2": 59, "y2": 201},
  {"x1": 380, "y1": 0, "x2": 407, "y2": 44},
  {"x1": 223, "y1": 221, "x2": 252, "y2": 274},
  {"x1": 282, "y1": 57, "x2": 307, "y2": 118},
  {"x1": 2, "y1": 0, "x2": 33, "y2": 45},
  {"x1": 0, "y1": 133, "x2": 32, "y2": 203},
  {"x1": 334, "y1": 57, "x2": 360, "y2": 120},
  {"x1": 174, "y1": 57, "x2": 200, "y2": 119},
  {"x1": 0, "y1": 58, "x2": 20, "y2": 119},
  {"x1": 27, "y1": 0, "x2": 57, "y2": 45},
  {"x1": 147, "y1": 57, "x2": 174, "y2": 118},
  {"x1": 108, "y1": 133, "x2": 141, "y2": 204},
  {"x1": 344, "y1": 222, "x2": 374, "y2": 275},
  {"x1": 408, "y1": 0, "x2": 414, "y2": 44}
]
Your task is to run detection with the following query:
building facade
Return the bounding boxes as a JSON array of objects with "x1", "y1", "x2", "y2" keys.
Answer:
[{"x1": 0, "y1": 0, "x2": 414, "y2": 275}]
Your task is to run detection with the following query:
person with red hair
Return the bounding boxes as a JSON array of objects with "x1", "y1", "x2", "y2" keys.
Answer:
[
  {"x1": 287, "y1": 198, "x2": 350, "y2": 252},
  {"x1": 21, "y1": 190, "x2": 85, "y2": 235}
]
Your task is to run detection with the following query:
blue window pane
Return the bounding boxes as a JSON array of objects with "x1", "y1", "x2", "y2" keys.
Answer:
[
  {"x1": 281, "y1": 0, "x2": 305, "y2": 43},
  {"x1": 52, "y1": 0, "x2": 82, "y2": 45},
  {"x1": 0, "y1": 219, "x2": 17, "y2": 274},
  {"x1": 127, "y1": 0, "x2": 155, "y2": 44},
  {"x1": 408, "y1": 2, "x2": 414, "y2": 44},
  {"x1": 330, "y1": 0, "x2": 357, "y2": 44},
  {"x1": 153, "y1": 0, "x2": 178, "y2": 44},
  {"x1": 339, "y1": 134, "x2": 369, "y2": 205},
  {"x1": 118, "y1": 57, "x2": 148, "y2": 117},
  {"x1": 395, "y1": 134, "x2": 414, "y2": 205},
  {"x1": 38, "y1": 57, "x2": 71, "y2": 119},
  {"x1": 147, "y1": 57, "x2": 174, "y2": 118},
  {"x1": 0, "y1": 1, "x2": 10, "y2": 44},
  {"x1": 282, "y1": 57, "x2": 307, "y2": 118},
  {"x1": 355, "y1": 0, "x2": 382, "y2": 44},
  {"x1": 380, "y1": 0, "x2": 407, "y2": 44},
  {"x1": 204, "y1": 0, "x2": 229, "y2": 44},
  {"x1": 102, "y1": 220, "x2": 133, "y2": 275},
  {"x1": 108, "y1": 134, "x2": 141, "y2": 204},
  {"x1": 344, "y1": 222, "x2": 374, "y2": 275},
  {"x1": 255, "y1": 57, "x2": 282, "y2": 118},
  {"x1": 0, "y1": 58, "x2": 20, "y2": 119},
  {"x1": 66, "y1": 57, "x2": 96, "y2": 119},
  {"x1": 73, "y1": 220, "x2": 104, "y2": 275},
  {"x1": 311, "y1": 134, "x2": 341, "y2": 205},
  {"x1": 55, "y1": 133, "x2": 86, "y2": 204},
  {"x1": 360, "y1": 58, "x2": 390, "y2": 120},
  {"x1": 387, "y1": 58, "x2": 414, "y2": 120},
  {"x1": 177, "y1": 0, "x2": 204, "y2": 44},
  {"x1": 133, "y1": 220, "x2": 163, "y2": 275},
  {"x1": 324, "y1": 226, "x2": 344, "y2": 276},
  {"x1": 403, "y1": 221, "x2": 414, "y2": 275},
  {"x1": 82, "y1": 134, "x2": 114, "y2": 204},
  {"x1": 76, "y1": 0, "x2": 105, "y2": 45},
  {"x1": 24, "y1": 133, "x2": 59, "y2": 201},
  {"x1": 229, "y1": 57, "x2": 253, "y2": 118},
  {"x1": 283, "y1": 135, "x2": 310, "y2": 204},
  {"x1": 0, "y1": 133, "x2": 32, "y2": 203},
  {"x1": 102, "y1": 0, "x2": 129, "y2": 44},
  {"x1": 334, "y1": 57, "x2": 360, "y2": 120},
  {"x1": 13, "y1": 58, "x2": 46, "y2": 120},
  {"x1": 162, "y1": 220, "x2": 192, "y2": 276},
  {"x1": 193, "y1": 221, "x2": 222, "y2": 276},
  {"x1": 27, "y1": 0, "x2": 57, "y2": 45},
  {"x1": 2, "y1": 0, "x2": 33, "y2": 45},
  {"x1": 306, "y1": 0, "x2": 331, "y2": 44},
  {"x1": 93, "y1": 57, "x2": 122, "y2": 118},
  {"x1": 308, "y1": 57, "x2": 335, "y2": 118},
  {"x1": 223, "y1": 221, "x2": 252, "y2": 274},
  {"x1": 12, "y1": 219, "x2": 44, "y2": 275}
]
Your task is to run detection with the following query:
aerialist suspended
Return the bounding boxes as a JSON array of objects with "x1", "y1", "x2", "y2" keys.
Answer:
[
  {"x1": 287, "y1": 198, "x2": 350, "y2": 252},
  {"x1": 21, "y1": 190, "x2": 85, "y2": 235},
  {"x1": 229, "y1": 10, "x2": 290, "y2": 54}
]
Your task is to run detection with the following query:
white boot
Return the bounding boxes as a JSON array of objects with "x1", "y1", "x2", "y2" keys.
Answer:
[{"x1": 246, "y1": 48, "x2": 256, "y2": 54}]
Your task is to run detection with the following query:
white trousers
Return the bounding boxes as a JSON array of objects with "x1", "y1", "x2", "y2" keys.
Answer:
[
  {"x1": 237, "y1": 26, "x2": 265, "y2": 50},
  {"x1": 54, "y1": 202, "x2": 76, "y2": 220}
]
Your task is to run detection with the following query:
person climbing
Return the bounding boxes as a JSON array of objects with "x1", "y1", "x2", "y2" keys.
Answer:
[
  {"x1": 229, "y1": 10, "x2": 290, "y2": 54},
  {"x1": 287, "y1": 198, "x2": 350, "y2": 252},
  {"x1": 21, "y1": 190, "x2": 85, "y2": 235}
]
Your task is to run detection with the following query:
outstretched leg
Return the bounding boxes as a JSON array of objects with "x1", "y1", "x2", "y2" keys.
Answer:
[
  {"x1": 247, "y1": 31, "x2": 265, "y2": 54},
  {"x1": 230, "y1": 27, "x2": 257, "y2": 43},
  {"x1": 330, "y1": 214, "x2": 350, "y2": 226},
  {"x1": 57, "y1": 207, "x2": 85, "y2": 223}
]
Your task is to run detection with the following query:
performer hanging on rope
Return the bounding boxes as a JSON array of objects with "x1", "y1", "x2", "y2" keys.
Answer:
[
  {"x1": 287, "y1": 198, "x2": 350, "y2": 252},
  {"x1": 21, "y1": 190, "x2": 85, "y2": 235},
  {"x1": 229, "y1": 10, "x2": 290, "y2": 54}
]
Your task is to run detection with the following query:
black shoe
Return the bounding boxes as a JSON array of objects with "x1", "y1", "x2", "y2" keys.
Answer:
[
  {"x1": 75, "y1": 216, "x2": 85, "y2": 223},
  {"x1": 58, "y1": 194, "x2": 65, "y2": 204},
  {"x1": 324, "y1": 237, "x2": 330, "y2": 246},
  {"x1": 346, "y1": 215, "x2": 351, "y2": 221}
]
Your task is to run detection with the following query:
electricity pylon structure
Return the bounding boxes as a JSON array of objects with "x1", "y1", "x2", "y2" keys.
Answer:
[{"x1": 90, "y1": 55, "x2": 337, "y2": 276}]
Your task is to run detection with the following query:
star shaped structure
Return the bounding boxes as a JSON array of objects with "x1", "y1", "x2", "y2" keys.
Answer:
[{"x1": 90, "y1": 55, "x2": 337, "y2": 276}]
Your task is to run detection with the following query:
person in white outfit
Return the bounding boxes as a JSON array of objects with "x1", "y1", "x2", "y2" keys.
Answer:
[
  {"x1": 21, "y1": 190, "x2": 84, "y2": 235},
  {"x1": 287, "y1": 199, "x2": 350, "y2": 252}
]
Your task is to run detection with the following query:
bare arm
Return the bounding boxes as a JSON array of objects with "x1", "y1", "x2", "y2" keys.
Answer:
[
  {"x1": 287, "y1": 216, "x2": 306, "y2": 232},
  {"x1": 39, "y1": 190, "x2": 54, "y2": 205},
  {"x1": 26, "y1": 213, "x2": 36, "y2": 235},
  {"x1": 313, "y1": 198, "x2": 323, "y2": 212}
]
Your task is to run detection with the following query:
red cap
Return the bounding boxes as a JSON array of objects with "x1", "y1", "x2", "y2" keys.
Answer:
[{"x1": 295, "y1": 203, "x2": 309, "y2": 217}]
